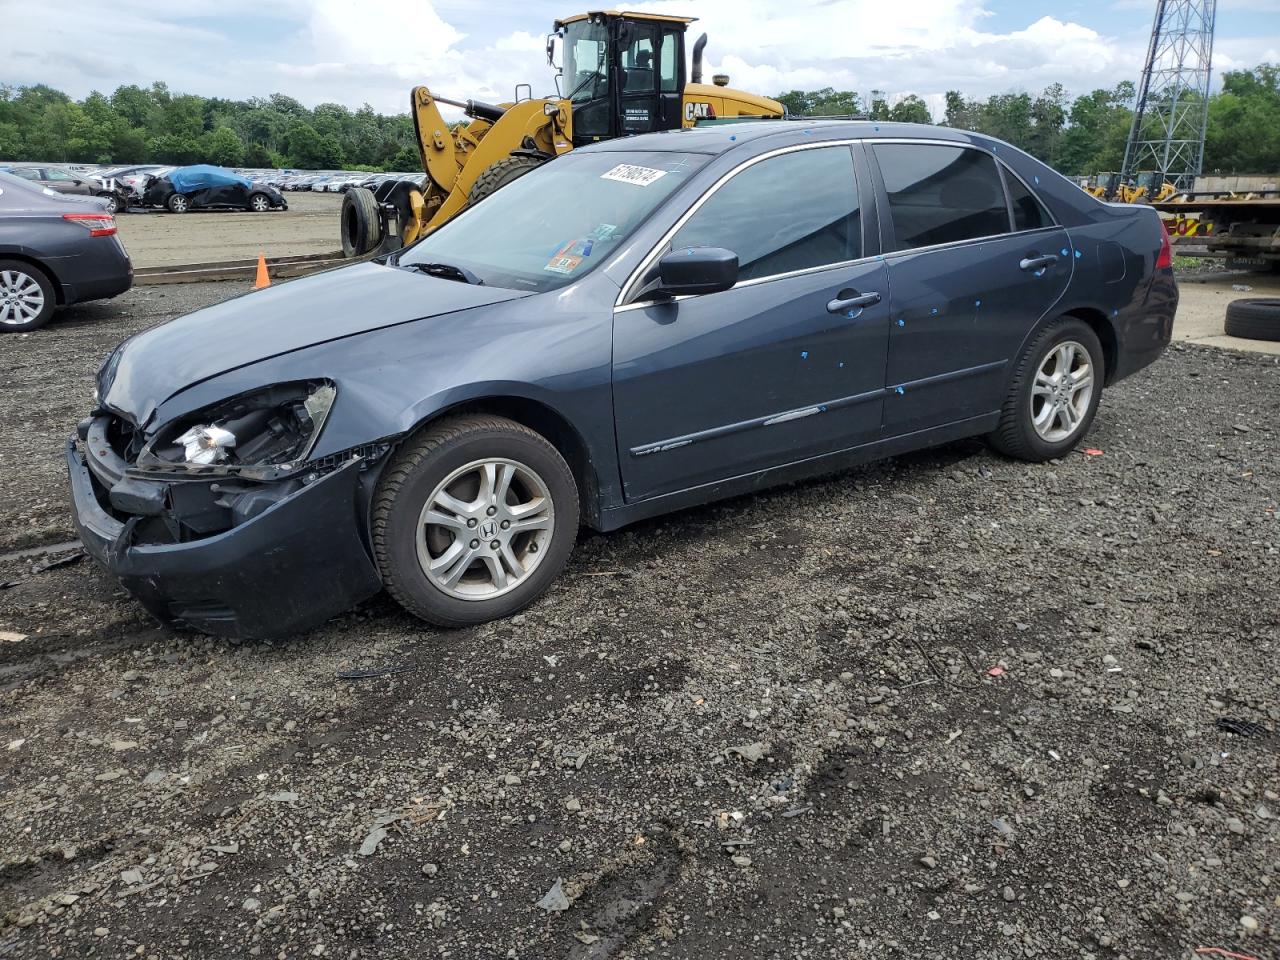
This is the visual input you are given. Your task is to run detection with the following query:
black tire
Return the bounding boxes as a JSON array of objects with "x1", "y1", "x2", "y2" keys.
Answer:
[
  {"x1": 372, "y1": 415, "x2": 579, "y2": 628},
  {"x1": 97, "y1": 192, "x2": 119, "y2": 214},
  {"x1": 166, "y1": 193, "x2": 189, "y2": 214},
  {"x1": 468, "y1": 156, "x2": 544, "y2": 206},
  {"x1": 1224, "y1": 298, "x2": 1280, "y2": 342},
  {"x1": 246, "y1": 192, "x2": 273, "y2": 213},
  {"x1": 0, "y1": 259, "x2": 57, "y2": 332},
  {"x1": 341, "y1": 186, "x2": 382, "y2": 258},
  {"x1": 988, "y1": 317, "x2": 1105, "y2": 462}
]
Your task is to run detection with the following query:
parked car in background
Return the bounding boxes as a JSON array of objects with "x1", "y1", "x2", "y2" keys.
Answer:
[
  {"x1": 86, "y1": 173, "x2": 133, "y2": 214},
  {"x1": 139, "y1": 165, "x2": 287, "y2": 213},
  {"x1": 98, "y1": 165, "x2": 165, "y2": 196},
  {"x1": 2, "y1": 163, "x2": 96, "y2": 197},
  {"x1": 0, "y1": 170, "x2": 131, "y2": 331},
  {"x1": 69, "y1": 121, "x2": 1176, "y2": 638}
]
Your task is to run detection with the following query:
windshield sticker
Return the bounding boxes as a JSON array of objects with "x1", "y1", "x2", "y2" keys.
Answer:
[
  {"x1": 544, "y1": 253, "x2": 584, "y2": 275},
  {"x1": 588, "y1": 223, "x2": 617, "y2": 241},
  {"x1": 600, "y1": 164, "x2": 667, "y2": 187}
]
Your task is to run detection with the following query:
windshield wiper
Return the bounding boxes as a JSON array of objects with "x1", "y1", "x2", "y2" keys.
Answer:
[{"x1": 401, "y1": 261, "x2": 483, "y2": 285}]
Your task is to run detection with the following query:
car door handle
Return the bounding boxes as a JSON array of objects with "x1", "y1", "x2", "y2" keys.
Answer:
[
  {"x1": 827, "y1": 291, "x2": 881, "y2": 314},
  {"x1": 1019, "y1": 254, "x2": 1059, "y2": 272}
]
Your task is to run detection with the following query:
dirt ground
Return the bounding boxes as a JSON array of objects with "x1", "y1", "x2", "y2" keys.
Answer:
[
  {"x1": 0, "y1": 277, "x2": 1277, "y2": 960},
  {"x1": 116, "y1": 192, "x2": 344, "y2": 268},
  {"x1": 1174, "y1": 272, "x2": 1280, "y2": 356}
]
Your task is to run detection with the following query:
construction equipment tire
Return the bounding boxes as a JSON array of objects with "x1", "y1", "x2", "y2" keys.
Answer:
[
  {"x1": 1225, "y1": 298, "x2": 1280, "y2": 342},
  {"x1": 468, "y1": 156, "x2": 544, "y2": 206},
  {"x1": 341, "y1": 187, "x2": 382, "y2": 258}
]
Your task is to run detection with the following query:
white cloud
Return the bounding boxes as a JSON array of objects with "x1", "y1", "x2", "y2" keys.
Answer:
[{"x1": 4, "y1": 0, "x2": 1275, "y2": 122}]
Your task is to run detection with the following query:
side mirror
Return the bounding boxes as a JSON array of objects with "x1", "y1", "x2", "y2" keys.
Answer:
[{"x1": 657, "y1": 247, "x2": 739, "y2": 296}]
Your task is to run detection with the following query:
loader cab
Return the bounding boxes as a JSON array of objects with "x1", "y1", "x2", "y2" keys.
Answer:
[{"x1": 552, "y1": 12, "x2": 691, "y2": 146}]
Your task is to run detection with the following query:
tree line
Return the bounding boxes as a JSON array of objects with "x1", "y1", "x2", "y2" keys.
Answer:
[
  {"x1": 782, "y1": 63, "x2": 1280, "y2": 176},
  {"x1": 0, "y1": 82, "x2": 423, "y2": 172},
  {"x1": 2, "y1": 65, "x2": 1278, "y2": 175}
]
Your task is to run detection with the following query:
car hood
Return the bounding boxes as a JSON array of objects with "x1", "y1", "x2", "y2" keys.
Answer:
[{"x1": 100, "y1": 261, "x2": 531, "y2": 426}]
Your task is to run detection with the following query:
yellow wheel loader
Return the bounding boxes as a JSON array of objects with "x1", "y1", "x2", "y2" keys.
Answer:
[
  {"x1": 1083, "y1": 172, "x2": 1178, "y2": 204},
  {"x1": 340, "y1": 10, "x2": 784, "y2": 258}
]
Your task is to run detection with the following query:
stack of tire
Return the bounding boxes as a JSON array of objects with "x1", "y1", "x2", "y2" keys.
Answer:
[{"x1": 1225, "y1": 299, "x2": 1280, "y2": 342}]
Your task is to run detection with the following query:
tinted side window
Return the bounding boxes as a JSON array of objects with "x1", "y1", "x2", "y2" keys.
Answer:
[
  {"x1": 672, "y1": 147, "x2": 861, "y2": 282},
  {"x1": 1004, "y1": 168, "x2": 1051, "y2": 231},
  {"x1": 874, "y1": 144, "x2": 1010, "y2": 250}
]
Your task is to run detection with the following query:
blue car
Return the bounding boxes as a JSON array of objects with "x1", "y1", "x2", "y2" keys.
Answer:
[{"x1": 68, "y1": 121, "x2": 1176, "y2": 637}]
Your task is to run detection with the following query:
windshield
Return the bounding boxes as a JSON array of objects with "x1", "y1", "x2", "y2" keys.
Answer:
[
  {"x1": 563, "y1": 20, "x2": 610, "y2": 103},
  {"x1": 399, "y1": 150, "x2": 707, "y2": 293}
]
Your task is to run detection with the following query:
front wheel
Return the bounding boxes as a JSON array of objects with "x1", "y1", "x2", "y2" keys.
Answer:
[
  {"x1": 97, "y1": 192, "x2": 119, "y2": 214},
  {"x1": 247, "y1": 192, "x2": 272, "y2": 212},
  {"x1": 988, "y1": 317, "x2": 1104, "y2": 461},
  {"x1": 166, "y1": 193, "x2": 189, "y2": 214},
  {"x1": 372, "y1": 415, "x2": 579, "y2": 627}
]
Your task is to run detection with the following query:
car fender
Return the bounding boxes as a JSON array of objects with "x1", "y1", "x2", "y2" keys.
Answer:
[{"x1": 0, "y1": 244, "x2": 66, "y2": 301}]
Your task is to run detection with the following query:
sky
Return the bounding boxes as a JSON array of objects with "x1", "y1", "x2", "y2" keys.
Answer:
[{"x1": 5, "y1": 0, "x2": 1279, "y2": 120}]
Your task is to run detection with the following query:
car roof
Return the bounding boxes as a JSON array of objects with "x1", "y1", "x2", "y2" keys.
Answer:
[{"x1": 580, "y1": 120, "x2": 976, "y2": 156}]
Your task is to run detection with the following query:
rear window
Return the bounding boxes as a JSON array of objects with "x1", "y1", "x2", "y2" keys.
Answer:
[
  {"x1": 874, "y1": 144, "x2": 1010, "y2": 250},
  {"x1": 1003, "y1": 167, "x2": 1052, "y2": 232}
]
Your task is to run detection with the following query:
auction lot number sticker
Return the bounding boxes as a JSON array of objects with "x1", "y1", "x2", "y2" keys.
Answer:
[{"x1": 600, "y1": 164, "x2": 668, "y2": 187}]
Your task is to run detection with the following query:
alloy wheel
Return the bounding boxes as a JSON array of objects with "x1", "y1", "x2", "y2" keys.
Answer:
[
  {"x1": 416, "y1": 458, "x2": 555, "y2": 600},
  {"x1": 0, "y1": 270, "x2": 45, "y2": 327},
  {"x1": 1030, "y1": 340, "x2": 1094, "y2": 443},
  {"x1": 251, "y1": 195, "x2": 270, "y2": 212}
]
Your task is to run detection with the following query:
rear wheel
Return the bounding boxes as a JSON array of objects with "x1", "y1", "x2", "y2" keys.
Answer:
[
  {"x1": 372, "y1": 415, "x2": 579, "y2": 627},
  {"x1": 247, "y1": 192, "x2": 272, "y2": 213},
  {"x1": 340, "y1": 186, "x2": 382, "y2": 257},
  {"x1": 0, "y1": 260, "x2": 56, "y2": 332},
  {"x1": 468, "y1": 156, "x2": 544, "y2": 206},
  {"x1": 166, "y1": 193, "x2": 189, "y2": 214},
  {"x1": 988, "y1": 317, "x2": 1104, "y2": 461}
]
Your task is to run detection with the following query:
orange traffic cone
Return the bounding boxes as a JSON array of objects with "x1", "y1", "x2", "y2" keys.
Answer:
[{"x1": 254, "y1": 252, "x2": 270, "y2": 289}]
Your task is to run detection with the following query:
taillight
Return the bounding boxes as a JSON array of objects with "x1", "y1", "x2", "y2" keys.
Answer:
[
  {"x1": 63, "y1": 212, "x2": 116, "y2": 237},
  {"x1": 1155, "y1": 218, "x2": 1172, "y2": 270}
]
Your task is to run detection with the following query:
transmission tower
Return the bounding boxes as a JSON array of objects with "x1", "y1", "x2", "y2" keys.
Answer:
[{"x1": 1121, "y1": 0, "x2": 1217, "y2": 190}]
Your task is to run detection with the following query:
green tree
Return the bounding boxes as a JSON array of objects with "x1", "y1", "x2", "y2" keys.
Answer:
[
  {"x1": 1203, "y1": 64, "x2": 1280, "y2": 173},
  {"x1": 201, "y1": 126, "x2": 245, "y2": 167},
  {"x1": 147, "y1": 132, "x2": 201, "y2": 164},
  {"x1": 285, "y1": 121, "x2": 344, "y2": 169},
  {"x1": 889, "y1": 95, "x2": 932, "y2": 124}
]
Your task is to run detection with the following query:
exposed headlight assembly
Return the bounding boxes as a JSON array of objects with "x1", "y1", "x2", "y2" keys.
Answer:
[{"x1": 138, "y1": 380, "x2": 336, "y2": 479}]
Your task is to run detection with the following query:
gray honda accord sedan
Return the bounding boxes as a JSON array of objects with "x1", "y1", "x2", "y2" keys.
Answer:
[{"x1": 69, "y1": 120, "x2": 1176, "y2": 638}]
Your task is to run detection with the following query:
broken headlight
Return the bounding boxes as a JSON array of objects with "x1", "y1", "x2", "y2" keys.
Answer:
[{"x1": 139, "y1": 381, "x2": 336, "y2": 478}]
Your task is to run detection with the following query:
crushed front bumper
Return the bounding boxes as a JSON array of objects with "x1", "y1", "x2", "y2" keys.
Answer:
[{"x1": 66, "y1": 436, "x2": 383, "y2": 639}]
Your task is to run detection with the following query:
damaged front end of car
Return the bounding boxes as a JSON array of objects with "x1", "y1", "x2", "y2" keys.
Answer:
[{"x1": 68, "y1": 377, "x2": 394, "y2": 638}]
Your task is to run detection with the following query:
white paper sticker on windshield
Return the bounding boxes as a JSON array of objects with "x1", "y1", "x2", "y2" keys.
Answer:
[{"x1": 600, "y1": 164, "x2": 668, "y2": 187}]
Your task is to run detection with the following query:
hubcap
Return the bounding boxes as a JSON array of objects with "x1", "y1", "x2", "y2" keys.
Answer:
[
  {"x1": 1030, "y1": 340, "x2": 1094, "y2": 443},
  {"x1": 253, "y1": 196, "x2": 269, "y2": 211},
  {"x1": 416, "y1": 458, "x2": 554, "y2": 601},
  {"x1": 0, "y1": 270, "x2": 44, "y2": 326}
]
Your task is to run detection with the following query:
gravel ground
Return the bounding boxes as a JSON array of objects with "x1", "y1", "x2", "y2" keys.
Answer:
[{"x1": 0, "y1": 282, "x2": 1277, "y2": 959}]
